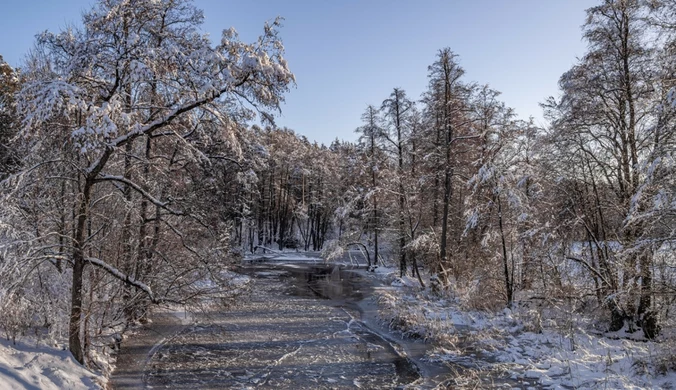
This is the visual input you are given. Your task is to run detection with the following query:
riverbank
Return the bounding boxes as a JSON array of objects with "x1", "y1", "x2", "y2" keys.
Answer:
[
  {"x1": 366, "y1": 266, "x2": 676, "y2": 389},
  {"x1": 0, "y1": 337, "x2": 104, "y2": 389}
]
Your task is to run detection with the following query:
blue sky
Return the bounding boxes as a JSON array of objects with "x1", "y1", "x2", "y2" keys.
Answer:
[{"x1": 1, "y1": 0, "x2": 597, "y2": 145}]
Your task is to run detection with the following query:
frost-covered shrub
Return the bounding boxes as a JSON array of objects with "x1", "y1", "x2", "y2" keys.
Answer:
[
  {"x1": 0, "y1": 291, "x2": 36, "y2": 343},
  {"x1": 654, "y1": 338, "x2": 676, "y2": 375},
  {"x1": 461, "y1": 274, "x2": 506, "y2": 312},
  {"x1": 651, "y1": 315, "x2": 676, "y2": 375},
  {"x1": 0, "y1": 245, "x2": 71, "y2": 344}
]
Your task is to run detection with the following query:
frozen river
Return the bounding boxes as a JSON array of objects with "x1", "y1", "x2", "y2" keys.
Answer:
[
  {"x1": 111, "y1": 259, "x2": 553, "y2": 389},
  {"x1": 147, "y1": 263, "x2": 420, "y2": 388},
  {"x1": 112, "y1": 261, "x2": 446, "y2": 389}
]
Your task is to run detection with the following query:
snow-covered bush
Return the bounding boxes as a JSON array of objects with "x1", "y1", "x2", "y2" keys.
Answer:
[{"x1": 0, "y1": 291, "x2": 37, "y2": 343}]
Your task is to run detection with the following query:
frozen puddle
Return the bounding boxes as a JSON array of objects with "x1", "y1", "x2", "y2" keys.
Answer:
[{"x1": 140, "y1": 263, "x2": 420, "y2": 389}]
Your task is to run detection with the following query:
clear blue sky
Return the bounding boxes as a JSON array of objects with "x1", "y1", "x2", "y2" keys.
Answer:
[{"x1": 1, "y1": 0, "x2": 596, "y2": 145}]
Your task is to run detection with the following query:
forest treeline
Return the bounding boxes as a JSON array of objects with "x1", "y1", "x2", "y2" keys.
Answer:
[{"x1": 0, "y1": 0, "x2": 675, "y2": 369}]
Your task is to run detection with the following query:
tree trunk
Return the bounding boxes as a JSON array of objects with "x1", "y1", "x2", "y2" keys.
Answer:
[
  {"x1": 439, "y1": 166, "x2": 452, "y2": 279},
  {"x1": 497, "y1": 195, "x2": 513, "y2": 306},
  {"x1": 69, "y1": 178, "x2": 93, "y2": 364}
]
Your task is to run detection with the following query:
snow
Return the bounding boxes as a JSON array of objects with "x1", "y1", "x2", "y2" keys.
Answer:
[
  {"x1": 0, "y1": 338, "x2": 103, "y2": 390},
  {"x1": 244, "y1": 250, "x2": 327, "y2": 264},
  {"x1": 368, "y1": 267, "x2": 676, "y2": 389},
  {"x1": 488, "y1": 326, "x2": 676, "y2": 389}
]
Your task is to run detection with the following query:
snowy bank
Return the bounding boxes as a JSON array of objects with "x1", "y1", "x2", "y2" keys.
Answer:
[
  {"x1": 0, "y1": 338, "x2": 104, "y2": 389},
  {"x1": 369, "y1": 267, "x2": 676, "y2": 389}
]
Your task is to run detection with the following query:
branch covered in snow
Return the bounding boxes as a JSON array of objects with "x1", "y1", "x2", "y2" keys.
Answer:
[{"x1": 84, "y1": 257, "x2": 158, "y2": 303}]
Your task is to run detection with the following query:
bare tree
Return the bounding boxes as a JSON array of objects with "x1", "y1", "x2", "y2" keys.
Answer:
[{"x1": 381, "y1": 88, "x2": 413, "y2": 276}]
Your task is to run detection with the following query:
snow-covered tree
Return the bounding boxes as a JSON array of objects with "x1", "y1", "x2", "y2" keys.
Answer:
[
  {"x1": 543, "y1": 0, "x2": 663, "y2": 336},
  {"x1": 354, "y1": 105, "x2": 387, "y2": 267},
  {"x1": 0, "y1": 55, "x2": 19, "y2": 177},
  {"x1": 423, "y1": 48, "x2": 474, "y2": 283},
  {"x1": 9, "y1": 0, "x2": 294, "y2": 364},
  {"x1": 381, "y1": 88, "x2": 414, "y2": 276}
]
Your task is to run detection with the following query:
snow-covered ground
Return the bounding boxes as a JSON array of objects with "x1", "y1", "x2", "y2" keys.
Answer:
[
  {"x1": 244, "y1": 247, "x2": 372, "y2": 267},
  {"x1": 369, "y1": 266, "x2": 676, "y2": 389},
  {"x1": 3, "y1": 257, "x2": 673, "y2": 390},
  {"x1": 0, "y1": 338, "x2": 104, "y2": 389},
  {"x1": 0, "y1": 269, "x2": 253, "y2": 390}
]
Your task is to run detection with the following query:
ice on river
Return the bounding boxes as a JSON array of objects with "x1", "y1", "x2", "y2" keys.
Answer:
[{"x1": 144, "y1": 265, "x2": 418, "y2": 389}]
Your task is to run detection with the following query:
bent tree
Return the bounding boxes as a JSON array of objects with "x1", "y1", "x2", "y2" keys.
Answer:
[{"x1": 14, "y1": 0, "x2": 293, "y2": 364}]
